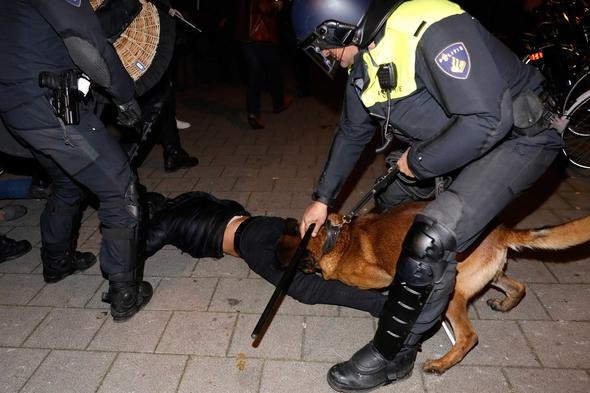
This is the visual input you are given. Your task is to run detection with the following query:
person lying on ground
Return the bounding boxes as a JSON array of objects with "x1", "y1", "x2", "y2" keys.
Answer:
[{"x1": 145, "y1": 191, "x2": 386, "y2": 317}]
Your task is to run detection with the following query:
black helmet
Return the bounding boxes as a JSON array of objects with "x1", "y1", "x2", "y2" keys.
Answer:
[{"x1": 292, "y1": 0, "x2": 402, "y2": 76}]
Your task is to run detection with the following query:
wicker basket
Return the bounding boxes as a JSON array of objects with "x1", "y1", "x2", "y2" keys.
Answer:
[{"x1": 90, "y1": 0, "x2": 175, "y2": 96}]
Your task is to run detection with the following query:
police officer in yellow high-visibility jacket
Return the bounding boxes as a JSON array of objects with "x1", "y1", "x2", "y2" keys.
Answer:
[{"x1": 292, "y1": 0, "x2": 563, "y2": 391}]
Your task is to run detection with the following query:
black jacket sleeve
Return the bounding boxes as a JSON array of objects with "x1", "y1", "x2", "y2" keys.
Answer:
[
  {"x1": 408, "y1": 14, "x2": 514, "y2": 179},
  {"x1": 32, "y1": 0, "x2": 135, "y2": 104},
  {"x1": 313, "y1": 75, "x2": 376, "y2": 206}
]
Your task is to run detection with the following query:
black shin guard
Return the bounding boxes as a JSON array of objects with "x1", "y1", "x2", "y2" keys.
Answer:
[{"x1": 374, "y1": 215, "x2": 456, "y2": 358}]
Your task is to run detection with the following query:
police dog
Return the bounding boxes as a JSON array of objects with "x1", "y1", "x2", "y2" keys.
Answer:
[{"x1": 276, "y1": 202, "x2": 590, "y2": 374}]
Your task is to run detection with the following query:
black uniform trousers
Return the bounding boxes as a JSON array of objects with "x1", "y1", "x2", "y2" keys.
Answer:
[
  {"x1": 376, "y1": 127, "x2": 564, "y2": 335},
  {"x1": 1, "y1": 95, "x2": 138, "y2": 274}
]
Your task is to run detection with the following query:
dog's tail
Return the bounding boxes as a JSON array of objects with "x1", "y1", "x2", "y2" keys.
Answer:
[{"x1": 503, "y1": 215, "x2": 590, "y2": 251}]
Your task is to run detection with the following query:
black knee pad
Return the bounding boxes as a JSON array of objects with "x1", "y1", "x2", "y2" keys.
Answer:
[
  {"x1": 396, "y1": 215, "x2": 457, "y2": 286},
  {"x1": 145, "y1": 192, "x2": 250, "y2": 258}
]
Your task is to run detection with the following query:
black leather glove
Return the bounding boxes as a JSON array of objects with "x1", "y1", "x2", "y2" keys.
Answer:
[{"x1": 116, "y1": 98, "x2": 142, "y2": 128}]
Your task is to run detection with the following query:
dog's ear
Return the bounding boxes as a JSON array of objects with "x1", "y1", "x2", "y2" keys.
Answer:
[{"x1": 284, "y1": 217, "x2": 300, "y2": 236}]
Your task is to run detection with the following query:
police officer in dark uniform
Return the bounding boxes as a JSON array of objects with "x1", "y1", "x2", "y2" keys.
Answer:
[
  {"x1": 0, "y1": 0, "x2": 152, "y2": 322},
  {"x1": 293, "y1": 0, "x2": 564, "y2": 391}
]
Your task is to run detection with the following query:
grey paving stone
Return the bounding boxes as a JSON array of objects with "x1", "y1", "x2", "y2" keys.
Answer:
[
  {"x1": 98, "y1": 353, "x2": 187, "y2": 393},
  {"x1": 246, "y1": 191, "x2": 293, "y2": 210},
  {"x1": 154, "y1": 177, "x2": 199, "y2": 193},
  {"x1": 228, "y1": 313, "x2": 304, "y2": 360},
  {"x1": 259, "y1": 360, "x2": 357, "y2": 393},
  {"x1": 277, "y1": 296, "x2": 340, "y2": 317},
  {"x1": 504, "y1": 367, "x2": 590, "y2": 393},
  {"x1": 20, "y1": 349, "x2": 115, "y2": 393},
  {"x1": 0, "y1": 246, "x2": 41, "y2": 273},
  {"x1": 195, "y1": 176, "x2": 237, "y2": 193},
  {"x1": 146, "y1": 277, "x2": 217, "y2": 311},
  {"x1": 144, "y1": 249, "x2": 197, "y2": 277},
  {"x1": 544, "y1": 255, "x2": 590, "y2": 284},
  {"x1": 0, "y1": 306, "x2": 50, "y2": 346},
  {"x1": 531, "y1": 283, "x2": 590, "y2": 320},
  {"x1": 513, "y1": 209, "x2": 562, "y2": 229},
  {"x1": 23, "y1": 308, "x2": 107, "y2": 350},
  {"x1": 422, "y1": 366, "x2": 511, "y2": 393},
  {"x1": 0, "y1": 274, "x2": 45, "y2": 305},
  {"x1": 474, "y1": 287, "x2": 550, "y2": 320},
  {"x1": 209, "y1": 278, "x2": 275, "y2": 313},
  {"x1": 559, "y1": 191, "x2": 590, "y2": 209},
  {"x1": 0, "y1": 347, "x2": 49, "y2": 393},
  {"x1": 88, "y1": 310, "x2": 171, "y2": 352},
  {"x1": 438, "y1": 320, "x2": 539, "y2": 368},
  {"x1": 302, "y1": 316, "x2": 375, "y2": 362},
  {"x1": 505, "y1": 257, "x2": 558, "y2": 283},
  {"x1": 233, "y1": 176, "x2": 274, "y2": 192},
  {"x1": 28, "y1": 274, "x2": 103, "y2": 308},
  {"x1": 520, "y1": 320, "x2": 590, "y2": 368},
  {"x1": 222, "y1": 164, "x2": 260, "y2": 177},
  {"x1": 193, "y1": 256, "x2": 250, "y2": 279},
  {"x1": 177, "y1": 356, "x2": 263, "y2": 393},
  {"x1": 157, "y1": 311, "x2": 236, "y2": 356}
]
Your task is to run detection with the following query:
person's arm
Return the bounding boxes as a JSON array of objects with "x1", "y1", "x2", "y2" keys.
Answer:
[
  {"x1": 407, "y1": 14, "x2": 514, "y2": 180},
  {"x1": 31, "y1": 0, "x2": 135, "y2": 105}
]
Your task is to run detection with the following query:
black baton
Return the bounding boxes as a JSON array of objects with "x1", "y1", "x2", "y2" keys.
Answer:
[{"x1": 251, "y1": 223, "x2": 316, "y2": 344}]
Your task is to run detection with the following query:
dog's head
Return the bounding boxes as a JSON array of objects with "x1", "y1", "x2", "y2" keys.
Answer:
[{"x1": 275, "y1": 214, "x2": 347, "y2": 274}]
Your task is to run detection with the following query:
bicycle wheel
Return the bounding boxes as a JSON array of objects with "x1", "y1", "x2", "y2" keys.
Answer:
[{"x1": 562, "y1": 91, "x2": 590, "y2": 168}]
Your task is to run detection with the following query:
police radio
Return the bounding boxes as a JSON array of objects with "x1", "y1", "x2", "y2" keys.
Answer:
[{"x1": 375, "y1": 62, "x2": 398, "y2": 153}]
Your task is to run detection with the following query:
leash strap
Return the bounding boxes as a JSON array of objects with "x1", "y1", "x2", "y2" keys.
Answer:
[{"x1": 342, "y1": 166, "x2": 399, "y2": 223}]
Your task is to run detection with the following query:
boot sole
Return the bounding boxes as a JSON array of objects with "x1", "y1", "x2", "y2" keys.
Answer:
[{"x1": 326, "y1": 368, "x2": 413, "y2": 393}]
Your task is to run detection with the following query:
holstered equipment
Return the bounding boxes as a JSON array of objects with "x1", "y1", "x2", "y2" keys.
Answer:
[
  {"x1": 39, "y1": 69, "x2": 84, "y2": 125},
  {"x1": 513, "y1": 89, "x2": 557, "y2": 137},
  {"x1": 373, "y1": 215, "x2": 456, "y2": 358}
]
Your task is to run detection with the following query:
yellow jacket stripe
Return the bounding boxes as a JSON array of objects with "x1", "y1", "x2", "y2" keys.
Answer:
[{"x1": 360, "y1": 0, "x2": 463, "y2": 107}]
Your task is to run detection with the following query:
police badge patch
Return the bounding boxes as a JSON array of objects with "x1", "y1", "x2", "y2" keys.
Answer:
[
  {"x1": 434, "y1": 42, "x2": 470, "y2": 79},
  {"x1": 64, "y1": 0, "x2": 82, "y2": 7}
]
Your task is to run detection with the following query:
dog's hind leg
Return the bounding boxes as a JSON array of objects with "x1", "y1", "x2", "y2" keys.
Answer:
[
  {"x1": 423, "y1": 292, "x2": 478, "y2": 375},
  {"x1": 487, "y1": 272, "x2": 526, "y2": 312}
]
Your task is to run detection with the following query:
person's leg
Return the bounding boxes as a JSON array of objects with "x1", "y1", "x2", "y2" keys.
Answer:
[
  {"x1": 160, "y1": 80, "x2": 198, "y2": 172},
  {"x1": 243, "y1": 42, "x2": 264, "y2": 129},
  {"x1": 144, "y1": 192, "x2": 388, "y2": 316},
  {"x1": 32, "y1": 153, "x2": 97, "y2": 283},
  {"x1": 328, "y1": 128, "x2": 563, "y2": 392},
  {"x1": 4, "y1": 99, "x2": 152, "y2": 321},
  {"x1": 262, "y1": 43, "x2": 290, "y2": 113}
]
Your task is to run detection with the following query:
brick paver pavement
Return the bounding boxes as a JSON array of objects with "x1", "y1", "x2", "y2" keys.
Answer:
[{"x1": 1, "y1": 83, "x2": 589, "y2": 393}]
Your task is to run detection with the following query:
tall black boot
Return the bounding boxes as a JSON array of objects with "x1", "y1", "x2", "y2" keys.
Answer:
[
  {"x1": 326, "y1": 217, "x2": 456, "y2": 392},
  {"x1": 102, "y1": 269, "x2": 153, "y2": 322},
  {"x1": 163, "y1": 145, "x2": 199, "y2": 172},
  {"x1": 327, "y1": 336, "x2": 421, "y2": 393}
]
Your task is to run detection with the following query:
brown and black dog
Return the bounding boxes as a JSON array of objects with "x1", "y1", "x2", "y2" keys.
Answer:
[{"x1": 277, "y1": 202, "x2": 590, "y2": 374}]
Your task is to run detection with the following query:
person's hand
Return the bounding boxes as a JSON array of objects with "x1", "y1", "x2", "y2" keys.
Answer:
[
  {"x1": 300, "y1": 201, "x2": 328, "y2": 238},
  {"x1": 397, "y1": 147, "x2": 415, "y2": 178},
  {"x1": 116, "y1": 98, "x2": 142, "y2": 128}
]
